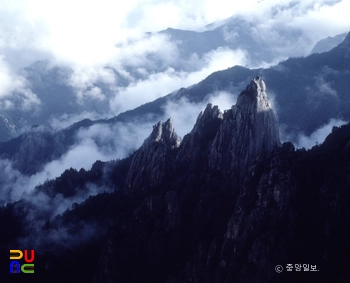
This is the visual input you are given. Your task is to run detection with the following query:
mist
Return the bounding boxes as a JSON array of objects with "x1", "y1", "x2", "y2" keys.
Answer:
[
  {"x1": 293, "y1": 118, "x2": 348, "y2": 149},
  {"x1": 1, "y1": 0, "x2": 349, "y2": 124},
  {"x1": 163, "y1": 91, "x2": 238, "y2": 137}
]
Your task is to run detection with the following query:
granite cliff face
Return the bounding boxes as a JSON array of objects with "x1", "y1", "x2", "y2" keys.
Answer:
[
  {"x1": 3, "y1": 32, "x2": 350, "y2": 176},
  {"x1": 91, "y1": 108, "x2": 350, "y2": 283},
  {"x1": 126, "y1": 118, "x2": 181, "y2": 194},
  {"x1": 93, "y1": 77, "x2": 288, "y2": 282},
  {"x1": 125, "y1": 77, "x2": 280, "y2": 195},
  {"x1": 2, "y1": 77, "x2": 350, "y2": 282},
  {"x1": 208, "y1": 76, "x2": 280, "y2": 181}
]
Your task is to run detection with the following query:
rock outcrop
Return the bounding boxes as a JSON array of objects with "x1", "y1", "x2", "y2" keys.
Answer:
[
  {"x1": 177, "y1": 103, "x2": 223, "y2": 162},
  {"x1": 209, "y1": 76, "x2": 281, "y2": 181},
  {"x1": 126, "y1": 118, "x2": 181, "y2": 194},
  {"x1": 94, "y1": 77, "x2": 286, "y2": 282},
  {"x1": 4, "y1": 77, "x2": 348, "y2": 283},
  {"x1": 125, "y1": 77, "x2": 280, "y2": 195}
]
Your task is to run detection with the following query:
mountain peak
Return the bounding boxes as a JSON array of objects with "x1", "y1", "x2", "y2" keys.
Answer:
[
  {"x1": 237, "y1": 76, "x2": 271, "y2": 113},
  {"x1": 144, "y1": 118, "x2": 180, "y2": 149},
  {"x1": 193, "y1": 103, "x2": 223, "y2": 134},
  {"x1": 209, "y1": 77, "x2": 280, "y2": 181},
  {"x1": 247, "y1": 76, "x2": 266, "y2": 93},
  {"x1": 128, "y1": 77, "x2": 280, "y2": 192},
  {"x1": 126, "y1": 118, "x2": 180, "y2": 193}
]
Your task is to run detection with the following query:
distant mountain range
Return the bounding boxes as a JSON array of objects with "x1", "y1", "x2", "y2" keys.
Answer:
[
  {"x1": 0, "y1": 18, "x2": 345, "y2": 143},
  {"x1": 159, "y1": 18, "x2": 295, "y2": 66},
  {"x1": 310, "y1": 32, "x2": 347, "y2": 54},
  {"x1": 1, "y1": 32, "x2": 349, "y2": 176},
  {"x1": 117, "y1": 31, "x2": 350, "y2": 137}
]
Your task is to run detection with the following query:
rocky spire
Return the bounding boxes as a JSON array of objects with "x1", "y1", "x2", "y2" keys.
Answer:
[
  {"x1": 125, "y1": 118, "x2": 181, "y2": 194},
  {"x1": 209, "y1": 76, "x2": 281, "y2": 181},
  {"x1": 142, "y1": 118, "x2": 181, "y2": 149},
  {"x1": 177, "y1": 103, "x2": 223, "y2": 161}
]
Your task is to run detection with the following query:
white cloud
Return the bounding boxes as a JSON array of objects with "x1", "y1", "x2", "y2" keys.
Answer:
[
  {"x1": 0, "y1": 55, "x2": 40, "y2": 110},
  {"x1": 163, "y1": 90, "x2": 237, "y2": 137},
  {"x1": 109, "y1": 47, "x2": 247, "y2": 114},
  {"x1": 0, "y1": 117, "x2": 157, "y2": 207},
  {"x1": 49, "y1": 112, "x2": 102, "y2": 131},
  {"x1": 0, "y1": 86, "x2": 239, "y2": 207},
  {"x1": 68, "y1": 66, "x2": 117, "y2": 103},
  {"x1": 315, "y1": 76, "x2": 338, "y2": 97},
  {"x1": 286, "y1": 0, "x2": 350, "y2": 40},
  {"x1": 0, "y1": 0, "x2": 349, "y2": 69},
  {"x1": 0, "y1": 0, "x2": 348, "y2": 118},
  {"x1": 294, "y1": 118, "x2": 347, "y2": 149}
]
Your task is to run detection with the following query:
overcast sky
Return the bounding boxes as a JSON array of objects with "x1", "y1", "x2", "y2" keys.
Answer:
[{"x1": 0, "y1": 0, "x2": 349, "y2": 69}]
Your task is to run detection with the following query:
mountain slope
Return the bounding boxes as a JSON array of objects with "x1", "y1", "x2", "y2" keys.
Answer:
[
  {"x1": 1, "y1": 32, "x2": 349, "y2": 176},
  {"x1": 310, "y1": 32, "x2": 347, "y2": 54},
  {"x1": 113, "y1": 31, "x2": 350, "y2": 136},
  {"x1": 92, "y1": 79, "x2": 350, "y2": 283},
  {"x1": 159, "y1": 16, "x2": 306, "y2": 66},
  {"x1": 1, "y1": 78, "x2": 350, "y2": 282}
]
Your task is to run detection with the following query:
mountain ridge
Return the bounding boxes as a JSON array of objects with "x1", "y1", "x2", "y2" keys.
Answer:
[
  {"x1": 1, "y1": 32, "x2": 349, "y2": 176},
  {"x1": 1, "y1": 77, "x2": 350, "y2": 282}
]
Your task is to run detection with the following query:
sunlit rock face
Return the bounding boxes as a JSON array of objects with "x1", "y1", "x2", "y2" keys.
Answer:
[{"x1": 209, "y1": 76, "x2": 281, "y2": 181}]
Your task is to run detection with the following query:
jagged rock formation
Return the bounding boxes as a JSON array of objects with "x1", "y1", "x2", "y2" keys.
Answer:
[
  {"x1": 3, "y1": 77, "x2": 350, "y2": 283},
  {"x1": 2, "y1": 32, "x2": 350, "y2": 176},
  {"x1": 93, "y1": 78, "x2": 286, "y2": 282},
  {"x1": 92, "y1": 116, "x2": 350, "y2": 283},
  {"x1": 126, "y1": 118, "x2": 181, "y2": 193},
  {"x1": 209, "y1": 76, "x2": 280, "y2": 181},
  {"x1": 125, "y1": 77, "x2": 280, "y2": 195},
  {"x1": 176, "y1": 103, "x2": 223, "y2": 162}
]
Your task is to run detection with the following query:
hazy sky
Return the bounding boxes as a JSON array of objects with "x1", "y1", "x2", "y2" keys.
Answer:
[{"x1": 0, "y1": 0, "x2": 349, "y2": 69}]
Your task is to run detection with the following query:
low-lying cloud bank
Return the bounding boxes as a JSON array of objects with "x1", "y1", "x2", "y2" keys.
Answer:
[
  {"x1": 108, "y1": 47, "x2": 248, "y2": 115},
  {"x1": 163, "y1": 90, "x2": 238, "y2": 137},
  {"x1": 0, "y1": 87, "x2": 241, "y2": 208},
  {"x1": 0, "y1": 119, "x2": 155, "y2": 206},
  {"x1": 285, "y1": 118, "x2": 348, "y2": 149},
  {"x1": 1, "y1": 0, "x2": 350, "y2": 130}
]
